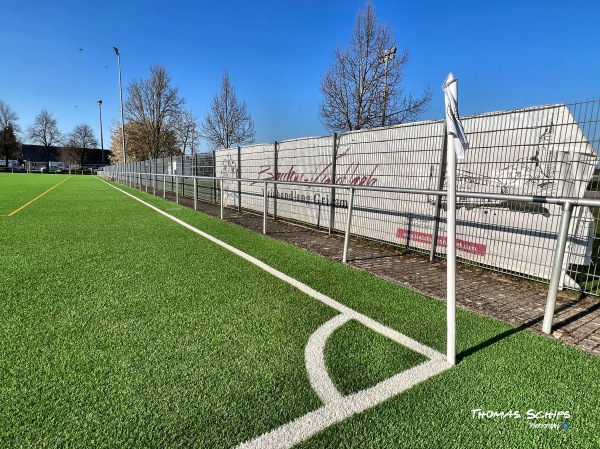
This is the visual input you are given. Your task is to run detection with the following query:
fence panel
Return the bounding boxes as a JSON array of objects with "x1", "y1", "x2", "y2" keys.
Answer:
[
  {"x1": 270, "y1": 137, "x2": 333, "y2": 228},
  {"x1": 564, "y1": 101, "x2": 600, "y2": 294},
  {"x1": 336, "y1": 121, "x2": 444, "y2": 251},
  {"x1": 239, "y1": 144, "x2": 275, "y2": 213}
]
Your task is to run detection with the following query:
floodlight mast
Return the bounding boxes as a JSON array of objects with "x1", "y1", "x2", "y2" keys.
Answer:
[
  {"x1": 113, "y1": 46, "x2": 127, "y2": 164},
  {"x1": 97, "y1": 100, "x2": 105, "y2": 166},
  {"x1": 379, "y1": 47, "x2": 397, "y2": 127}
]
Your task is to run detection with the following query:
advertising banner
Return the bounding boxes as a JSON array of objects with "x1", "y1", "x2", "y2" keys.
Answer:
[{"x1": 216, "y1": 104, "x2": 598, "y2": 286}]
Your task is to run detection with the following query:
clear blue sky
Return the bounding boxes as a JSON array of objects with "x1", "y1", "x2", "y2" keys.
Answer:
[{"x1": 2, "y1": 0, "x2": 599, "y2": 151}]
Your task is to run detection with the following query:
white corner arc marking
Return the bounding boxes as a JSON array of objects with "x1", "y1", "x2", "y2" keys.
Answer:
[{"x1": 305, "y1": 314, "x2": 350, "y2": 404}]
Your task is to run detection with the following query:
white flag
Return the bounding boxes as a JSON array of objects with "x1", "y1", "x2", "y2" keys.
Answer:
[{"x1": 442, "y1": 73, "x2": 469, "y2": 159}]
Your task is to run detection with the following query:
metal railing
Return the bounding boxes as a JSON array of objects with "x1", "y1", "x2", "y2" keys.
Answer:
[{"x1": 98, "y1": 168, "x2": 600, "y2": 334}]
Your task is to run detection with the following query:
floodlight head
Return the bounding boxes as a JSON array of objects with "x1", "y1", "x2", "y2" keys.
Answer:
[
  {"x1": 97, "y1": 100, "x2": 102, "y2": 105},
  {"x1": 380, "y1": 47, "x2": 398, "y2": 63},
  {"x1": 113, "y1": 47, "x2": 119, "y2": 56}
]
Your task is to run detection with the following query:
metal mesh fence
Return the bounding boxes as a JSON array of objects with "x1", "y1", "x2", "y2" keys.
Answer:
[
  {"x1": 336, "y1": 122, "x2": 445, "y2": 256},
  {"x1": 441, "y1": 105, "x2": 592, "y2": 286},
  {"x1": 102, "y1": 100, "x2": 600, "y2": 296},
  {"x1": 272, "y1": 137, "x2": 334, "y2": 227},
  {"x1": 565, "y1": 101, "x2": 600, "y2": 293}
]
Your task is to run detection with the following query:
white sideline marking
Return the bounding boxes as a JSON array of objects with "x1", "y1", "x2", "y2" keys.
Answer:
[{"x1": 99, "y1": 179, "x2": 452, "y2": 448}]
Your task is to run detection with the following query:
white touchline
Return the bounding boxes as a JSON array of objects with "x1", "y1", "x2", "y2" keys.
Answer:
[{"x1": 99, "y1": 178, "x2": 452, "y2": 448}]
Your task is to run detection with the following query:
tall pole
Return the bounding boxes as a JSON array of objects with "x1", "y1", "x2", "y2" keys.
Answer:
[
  {"x1": 442, "y1": 73, "x2": 468, "y2": 366},
  {"x1": 379, "y1": 47, "x2": 396, "y2": 127},
  {"x1": 446, "y1": 135, "x2": 457, "y2": 366},
  {"x1": 97, "y1": 100, "x2": 105, "y2": 166},
  {"x1": 113, "y1": 47, "x2": 127, "y2": 164}
]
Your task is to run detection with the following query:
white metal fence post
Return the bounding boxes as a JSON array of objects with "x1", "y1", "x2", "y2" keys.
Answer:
[
  {"x1": 220, "y1": 178, "x2": 224, "y2": 219},
  {"x1": 263, "y1": 181, "x2": 268, "y2": 234},
  {"x1": 328, "y1": 133, "x2": 338, "y2": 235},
  {"x1": 430, "y1": 126, "x2": 448, "y2": 261},
  {"x1": 542, "y1": 202, "x2": 574, "y2": 334},
  {"x1": 193, "y1": 177, "x2": 198, "y2": 210},
  {"x1": 273, "y1": 142, "x2": 278, "y2": 220},
  {"x1": 237, "y1": 147, "x2": 242, "y2": 211},
  {"x1": 212, "y1": 150, "x2": 217, "y2": 204},
  {"x1": 342, "y1": 187, "x2": 355, "y2": 263},
  {"x1": 175, "y1": 176, "x2": 179, "y2": 204}
]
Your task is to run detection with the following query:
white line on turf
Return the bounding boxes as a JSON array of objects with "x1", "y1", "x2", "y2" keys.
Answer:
[
  {"x1": 237, "y1": 358, "x2": 450, "y2": 449},
  {"x1": 99, "y1": 178, "x2": 452, "y2": 448},
  {"x1": 305, "y1": 314, "x2": 350, "y2": 404}
]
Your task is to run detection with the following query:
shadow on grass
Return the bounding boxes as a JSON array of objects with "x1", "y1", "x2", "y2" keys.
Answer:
[{"x1": 458, "y1": 294, "x2": 595, "y2": 361}]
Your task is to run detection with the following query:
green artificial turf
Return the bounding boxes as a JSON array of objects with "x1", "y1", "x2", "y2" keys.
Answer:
[
  {"x1": 1, "y1": 175, "x2": 334, "y2": 447},
  {"x1": 0, "y1": 173, "x2": 71, "y2": 216},
  {"x1": 325, "y1": 319, "x2": 427, "y2": 395},
  {"x1": 1, "y1": 174, "x2": 599, "y2": 448}
]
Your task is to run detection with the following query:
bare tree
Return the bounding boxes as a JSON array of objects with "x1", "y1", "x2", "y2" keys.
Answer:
[
  {"x1": 109, "y1": 120, "x2": 128, "y2": 165},
  {"x1": 176, "y1": 110, "x2": 200, "y2": 155},
  {"x1": 319, "y1": 2, "x2": 432, "y2": 132},
  {"x1": 0, "y1": 101, "x2": 21, "y2": 165},
  {"x1": 201, "y1": 73, "x2": 255, "y2": 150},
  {"x1": 27, "y1": 109, "x2": 62, "y2": 169},
  {"x1": 109, "y1": 119, "x2": 178, "y2": 163},
  {"x1": 124, "y1": 64, "x2": 185, "y2": 160},
  {"x1": 62, "y1": 124, "x2": 99, "y2": 167}
]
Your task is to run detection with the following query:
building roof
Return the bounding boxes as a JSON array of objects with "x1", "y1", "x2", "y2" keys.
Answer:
[{"x1": 21, "y1": 144, "x2": 110, "y2": 166}]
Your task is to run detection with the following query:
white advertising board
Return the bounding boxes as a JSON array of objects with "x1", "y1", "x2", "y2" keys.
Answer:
[{"x1": 216, "y1": 104, "x2": 598, "y2": 286}]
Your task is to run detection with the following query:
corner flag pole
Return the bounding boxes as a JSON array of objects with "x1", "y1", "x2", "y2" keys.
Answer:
[
  {"x1": 446, "y1": 127, "x2": 457, "y2": 365},
  {"x1": 442, "y1": 73, "x2": 468, "y2": 365}
]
